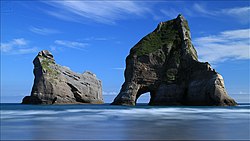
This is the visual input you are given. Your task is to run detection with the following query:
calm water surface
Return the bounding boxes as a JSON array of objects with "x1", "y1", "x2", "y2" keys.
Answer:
[{"x1": 1, "y1": 103, "x2": 249, "y2": 140}]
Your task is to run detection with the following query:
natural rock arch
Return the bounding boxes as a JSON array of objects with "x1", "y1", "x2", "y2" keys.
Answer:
[{"x1": 111, "y1": 14, "x2": 236, "y2": 106}]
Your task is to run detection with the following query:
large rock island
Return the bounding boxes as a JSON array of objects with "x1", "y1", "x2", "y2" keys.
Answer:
[
  {"x1": 112, "y1": 14, "x2": 236, "y2": 106},
  {"x1": 22, "y1": 50, "x2": 104, "y2": 104}
]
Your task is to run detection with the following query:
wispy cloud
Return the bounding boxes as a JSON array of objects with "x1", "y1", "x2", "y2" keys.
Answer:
[
  {"x1": 160, "y1": 9, "x2": 179, "y2": 19},
  {"x1": 54, "y1": 40, "x2": 88, "y2": 50},
  {"x1": 82, "y1": 37, "x2": 112, "y2": 41},
  {"x1": 192, "y1": 3, "x2": 215, "y2": 16},
  {"x1": 112, "y1": 67, "x2": 125, "y2": 70},
  {"x1": 43, "y1": 1, "x2": 150, "y2": 24},
  {"x1": 239, "y1": 91, "x2": 249, "y2": 94},
  {"x1": 221, "y1": 6, "x2": 250, "y2": 15},
  {"x1": 158, "y1": 3, "x2": 250, "y2": 24},
  {"x1": 103, "y1": 91, "x2": 118, "y2": 95},
  {"x1": 220, "y1": 6, "x2": 250, "y2": 24},
  {"x1": 191, "y1": 3, "x2": 250, "y2": 24},
  {"x1": 193, "y1": 29, "x2": 250, "y2": 64},
  {"x1": 0, "y1": 38, "x2": 38, "y2": 55},
  {"x1": 29, "y1": 26, "x2": 60, "y2": 35}
]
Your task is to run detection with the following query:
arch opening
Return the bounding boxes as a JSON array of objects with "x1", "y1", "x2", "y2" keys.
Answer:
[
  {"x1": 136, "y1": 92, "x2": 150, "y2": 105},
  {"x1": 135, "y1": 86, "x2": 155, "y2": 105}
]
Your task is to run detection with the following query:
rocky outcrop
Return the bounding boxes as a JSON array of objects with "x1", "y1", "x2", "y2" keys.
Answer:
[
  {"x1": 111, "y1": 14, "x2": 236, "y2": 106},
  {"x1": 22, "y1": 50, "x2": 104, "y2": 104}
]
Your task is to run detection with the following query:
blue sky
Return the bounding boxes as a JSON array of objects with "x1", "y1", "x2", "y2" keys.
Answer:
[{"x1": 1, "y1": 0, "x2": 249, "y2": 103}]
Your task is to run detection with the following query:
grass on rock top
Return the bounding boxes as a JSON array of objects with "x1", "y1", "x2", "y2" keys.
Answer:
[
  {"x1": 130, "y1": 19, "x2": 182, "y2": 56},
  {"x1": 40, "y1": 57, "x2": 59, "y2": 77}
]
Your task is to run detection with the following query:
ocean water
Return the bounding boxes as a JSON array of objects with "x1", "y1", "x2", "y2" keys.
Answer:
[{"x1": 1, "y1": 103, "x2": 249, "y2": 140}]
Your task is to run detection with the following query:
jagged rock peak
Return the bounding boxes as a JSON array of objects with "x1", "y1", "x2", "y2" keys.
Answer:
[
  {"x1": 38, "y1": 50, "x2": 54, "y2": 60},
  {"x1": 111, "y1": 14, "x2": 236, "y2": 106},
  {"x1": 177, "y1": 14, "x2": 185, "y2": 20},
  {"x1": 130, "y1": 14, "x2": 197, "y2": 61},
  {"x1": 22, "y1": 50, "x2": 104, "y2": 104},
  {"x1": 157, "y1": 14, "x2": 186, "y2": 31}
]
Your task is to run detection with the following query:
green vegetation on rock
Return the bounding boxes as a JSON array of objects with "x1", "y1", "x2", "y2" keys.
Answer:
[
  {"x1": 183, "y1": 20, "x2": 190, "y2": 31},
  {"x1": 130, "y1": 19, "x2": 181, "y2": 56},
  {"x1": 185, "y1": 40, "x2": 198, "y2": 60},
  {"x1": 40, "y1": 57, "x2": 59, "y2": 77}
]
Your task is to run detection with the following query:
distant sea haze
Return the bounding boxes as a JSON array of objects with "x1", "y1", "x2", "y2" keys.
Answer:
[{"x1": 1, "y1": 93, "x2": 249, "y2": 104}]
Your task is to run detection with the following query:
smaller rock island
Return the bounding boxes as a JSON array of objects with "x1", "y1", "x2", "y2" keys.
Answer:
[{"x1": 22, "y1": 50, "x2": 104, "y2": 104}]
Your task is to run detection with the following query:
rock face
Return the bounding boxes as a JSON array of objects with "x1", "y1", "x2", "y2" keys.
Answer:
[
  {"x1": 22, "y1": 50, "x2": 104, "y2": 104},
  {"x1": 112, "y1": 14, "x2": 236, "y2": 106}
]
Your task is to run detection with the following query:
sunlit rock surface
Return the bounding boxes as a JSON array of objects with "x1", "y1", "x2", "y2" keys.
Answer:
[
  {"x1": 112, "y1": 14, "x2": 236, "y2": 106},
  {"x1": 22, "y1": 50, "x2": 103, "y2": 104}
]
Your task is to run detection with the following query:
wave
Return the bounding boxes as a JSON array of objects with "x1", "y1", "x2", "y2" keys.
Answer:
[{"x1": 1, "y1": 106, "x2": 249, "y2": 121}]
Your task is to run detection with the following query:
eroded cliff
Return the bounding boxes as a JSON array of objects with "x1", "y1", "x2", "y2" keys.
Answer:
[
  {"x1": 22, "y1": 50, "x2": 104, "y2": 104},
  {"x1": 111, "y1": 14, "x2": 236, "y2": 106}
]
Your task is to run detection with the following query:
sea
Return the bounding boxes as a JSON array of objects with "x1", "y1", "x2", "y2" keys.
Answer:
[{"x1": 1, "y1": 103, "x2": 250, "y2": 140}]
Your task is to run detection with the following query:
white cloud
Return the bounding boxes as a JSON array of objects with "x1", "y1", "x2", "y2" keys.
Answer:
[
  {"x1": 103, "y1": 91, "x2": 118, "y2": 95},
  {"x1": 16, "y1": 48, "x2": 38, "y2": 55},
  {"x1": 0, "y1": 38, "x2": 38, "y2": 55},
  {"x1": 193, "y1": 3, "x2": 214, "y2": 16},
  {"x1": 221, "y1": 6, "x2": 250, "y2": 16},
  {"x1": 13, "y1": 38, "x2": 27, "y2": 45},
  {"x1": 43, "y1": 1, "x2": 150, "y2": 24},
  {"x1": 112, "y1": 67, "x2": 125, "y2": 70},
  {"x1": 191, "y1": 4, "x2": 250, "y2": 24},
  {"x1": 221, "y1": 29, "x2": 250, "y2": 39},
  {"x1": 29, "y1": 26, "x2": 60, "y2": 35},
  {"x1": 193, "y1": 29, "x2": 250, "y2": 64},
  {"x1": 54, "y1": 40, "x2": 88, "y2": 50},
  {"x1": 160, "y1": 9, "x2": 179, "y2": 19},
  {"x1": 82, "y1": 37, "x2": 112, "y2": 41},
  {"x1": 220, "y1": 6, "x2": 250, "y2": 24},
  {"x1": 239, "y1": 91, "x2": 249, "y2": 94}
]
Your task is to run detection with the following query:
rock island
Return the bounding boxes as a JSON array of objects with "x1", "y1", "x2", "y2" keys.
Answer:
[
  {"x1": 22, "y1": 50, "x2": 104, "y2": 104},
  {"x1": 111, "y1": 14, "x2": 236, "y2": 106}
]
